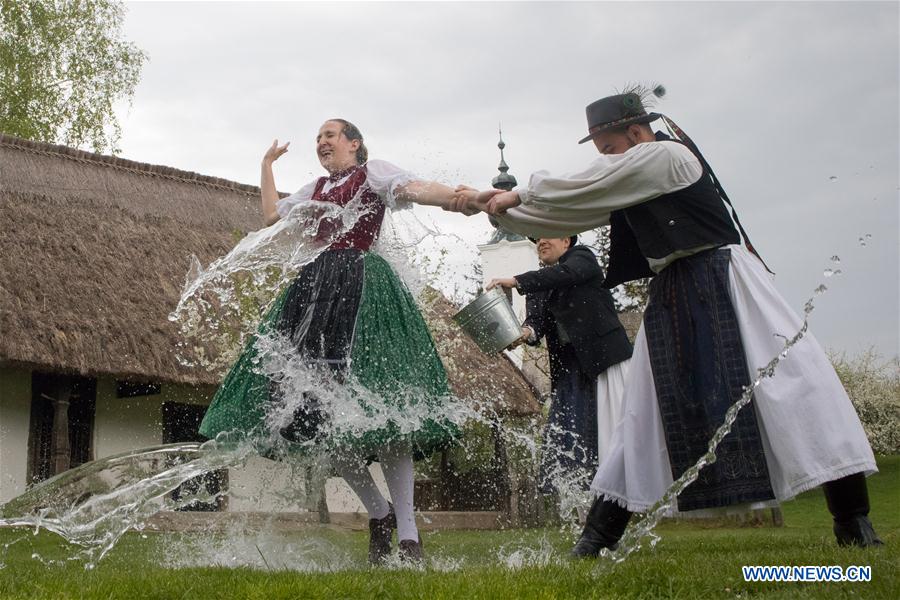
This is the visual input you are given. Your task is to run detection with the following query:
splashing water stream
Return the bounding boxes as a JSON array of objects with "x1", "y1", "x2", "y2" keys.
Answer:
[{"x1": 0, "y1": 441, "x2": 254, "y2": 567}]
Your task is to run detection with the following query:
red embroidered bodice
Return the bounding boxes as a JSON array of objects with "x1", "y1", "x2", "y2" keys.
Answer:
[{"x1": 311, "y1": 165, "x2": 385, "y2": 251}]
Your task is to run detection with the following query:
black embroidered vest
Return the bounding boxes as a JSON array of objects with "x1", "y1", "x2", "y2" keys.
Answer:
[{"x1": 603, "y1": 137, "x2": 740, "y2": 289}]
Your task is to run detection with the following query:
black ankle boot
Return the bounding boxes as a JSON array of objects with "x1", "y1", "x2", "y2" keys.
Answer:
[
  {"x1": 571, "y1": 497, "x2": 632, "y2": 558},
  {"x1": 398, "y1": 539, "x2": 424, "y2": 564},
  {"x1": 368, "y1": 504, "x2": 397, "y2": 565},
  {"x1": 823, "y1": 473, "x2": 884, "y2": 548}
]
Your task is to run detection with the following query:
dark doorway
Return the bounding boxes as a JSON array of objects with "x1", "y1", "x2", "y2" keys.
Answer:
[
  {"x1": 162, "y1": 402, "x2": 227, "y2": 511},
  {"x1": 27, "y1": 373, "x2": 96, "y2": 485}
]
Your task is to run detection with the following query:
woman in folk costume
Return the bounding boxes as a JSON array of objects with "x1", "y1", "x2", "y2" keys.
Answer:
[
  {"x1": 200, "y1": 119, "x2": 481, "y2": 565},
  {"x1": 486, "y1": 235, "x2": 632, "y2": 499},
  {"x1": 452, "y1": 87, "x2": 882, "y2": 555}
]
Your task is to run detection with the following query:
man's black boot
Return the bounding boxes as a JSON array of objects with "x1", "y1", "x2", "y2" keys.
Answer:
[
  {"x1": 823, "y1": 473, "x2": 883, "y2": 548},
  {"x1": 571, "y1": 497, "x2": 632, "y2": 558}
]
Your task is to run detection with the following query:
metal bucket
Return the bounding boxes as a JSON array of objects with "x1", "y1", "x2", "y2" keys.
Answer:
[{"x1": 452, "y1": 287, "x2": 522, "y2": 354}]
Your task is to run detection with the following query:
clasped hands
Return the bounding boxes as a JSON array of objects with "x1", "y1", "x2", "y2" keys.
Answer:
[{"x1": 445, "y1": 186, "x2": 521, "y2": 216}]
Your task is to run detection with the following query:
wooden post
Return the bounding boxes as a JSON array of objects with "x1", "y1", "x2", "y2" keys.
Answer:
[
  {"x1": 317, "y1": 483, "x2": 330, "y2": 524},
  {"x1": 771, "y1": 506, "x2": 785, "y2": 527},
  {"x1": 50, "y1": 383, "x2": 72, "y2": 475},
  {"x1": 491, "y1": 422, "x2": 513, "y2": 526},
  {"x1": 439, "y1": 450, "x2": 451, "y2": 512}
]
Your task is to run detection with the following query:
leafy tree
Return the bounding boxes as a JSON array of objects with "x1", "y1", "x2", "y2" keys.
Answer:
[
  {"x1": 582, "y1": 226, "x2": 650, "y2": 312},
  {"x1": 0, "y1": 0, "x2": 146, "y2": 153}
]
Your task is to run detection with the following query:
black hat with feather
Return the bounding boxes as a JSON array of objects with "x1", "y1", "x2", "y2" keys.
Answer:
[{"x1": 577, "y1": 84, "x2": 667, "y2": 144}]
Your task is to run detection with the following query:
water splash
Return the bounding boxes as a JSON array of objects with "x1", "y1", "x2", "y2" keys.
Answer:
[
  {"x1": 498, "y1": 534, "x2": 561, "y2": 569},
  {"x1": 161, "y1": 528, "x2": 353, "y2": 572},
  {"x1": 0, "y1": 441, "x2": 253, "y2": 568},
  {"x1": 168, "y1": 198, "x2": 363, "y2": 371},
  {"x1": 428, "y1": 554, "x2": 467, "y2": 572}
]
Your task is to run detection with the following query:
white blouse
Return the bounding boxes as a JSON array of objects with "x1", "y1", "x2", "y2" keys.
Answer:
[
  {"x1": 495, "y1": 141, "x2": 703, "y2": 238},
  {"x1": 275, "y1": 159, "x2": 419, "y2": 218}
]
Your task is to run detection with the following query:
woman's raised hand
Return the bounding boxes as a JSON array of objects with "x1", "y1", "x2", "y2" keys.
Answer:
[{"x1": 263, "y1": 139, "x2": 290, "y2": 165}]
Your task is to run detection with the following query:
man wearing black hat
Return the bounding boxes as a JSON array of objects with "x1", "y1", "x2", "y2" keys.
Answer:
[
  {"x1": 486, "y1": 235, "x2": 632, "y2": 502},
  {"x1": 449, "y1": 87, "x2": 881, "y2": 554}
]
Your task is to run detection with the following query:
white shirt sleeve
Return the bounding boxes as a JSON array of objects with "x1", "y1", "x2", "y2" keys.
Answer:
[
  {"x1": 365, "y1": 159, "x2": 420, "y2": 209},
  {"x1": 275, "y1": 179, "x2": 319, "y2": 218},
  {"x1": 496, "y1": 141, "x2": 702, "y2": 237}
]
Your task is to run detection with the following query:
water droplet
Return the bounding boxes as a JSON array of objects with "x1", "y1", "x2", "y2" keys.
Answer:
[
  {"x1": 828, "y1": 176, "x2": 838, "y2": 182},
  {"x1": 814, "y1": 284, "x2": 827, "y2": 295},
  {"x1": 865, "y1": 233, "x2": 872, "y2": 239},
  {"x1": 858, "y1": 237, "x2": 867, "y2": 246},
  {"x1": 823, "y1": 269, "x2": 834, "y2": 278}
]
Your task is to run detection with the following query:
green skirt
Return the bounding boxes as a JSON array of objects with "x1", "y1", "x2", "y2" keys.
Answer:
[{"x1": 199, "y1": 249, "x2": 458, "y2": 459}]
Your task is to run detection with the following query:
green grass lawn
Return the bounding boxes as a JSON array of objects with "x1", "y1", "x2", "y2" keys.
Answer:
[{"x1": 1, "y1": 456, "x2": 897, "y2": 599}]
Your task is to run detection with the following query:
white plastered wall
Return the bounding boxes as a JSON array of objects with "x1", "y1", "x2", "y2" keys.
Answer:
[
  {"x1": 227, "y1": 455, "x2": 317, "y2": 513},
  {"x1": 92, "y1": 378, "x2": 210, "y2": 459},
  {"x1": 0, "y1": 367, "x2": 32, "y2": 503},
  {"x1": 224, "y1": 457, "x2": 390, "y2": 514},
  {"x1": 477, "y1": 239, "x2": 539, "y2": 370},
  {"x1": 325, "y1": 465, "x2": 389, "y2": 514},
  {"x1": 477, "y1": 239, "x2": 538, "y2": 324}
]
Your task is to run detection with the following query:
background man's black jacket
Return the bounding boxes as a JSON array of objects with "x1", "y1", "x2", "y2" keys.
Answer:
[{"x1": 516, "y1": 245, "x2": 632, "y2": 379}]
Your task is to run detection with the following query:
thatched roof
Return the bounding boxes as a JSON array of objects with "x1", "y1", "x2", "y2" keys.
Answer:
[
  {"x1": 0, "y1": 134, "x2": 540, "y2": 414},
  {"x1": 0, "y1": 134, "x2": 262, "y2": 385},
  {"x1": 617, "y1": 311, "x2": 643, "y2": 342}
]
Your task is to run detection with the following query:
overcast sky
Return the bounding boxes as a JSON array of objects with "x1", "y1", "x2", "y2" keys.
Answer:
[{"x1": 116, "y1": 1, "x2": 899, "y2": 359}]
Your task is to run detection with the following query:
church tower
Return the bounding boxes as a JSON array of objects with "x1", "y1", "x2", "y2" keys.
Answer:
[
  {"x1": 477, "y1": 129, "x2": 544, "y2": 387},
  {"x1": 485, "y1": 127, "x2": 525, "y2": 244}
]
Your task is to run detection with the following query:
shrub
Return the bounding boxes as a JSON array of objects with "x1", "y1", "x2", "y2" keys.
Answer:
[{"x1": 830, "y1": 349, "x2": 900, "y2": 455}]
